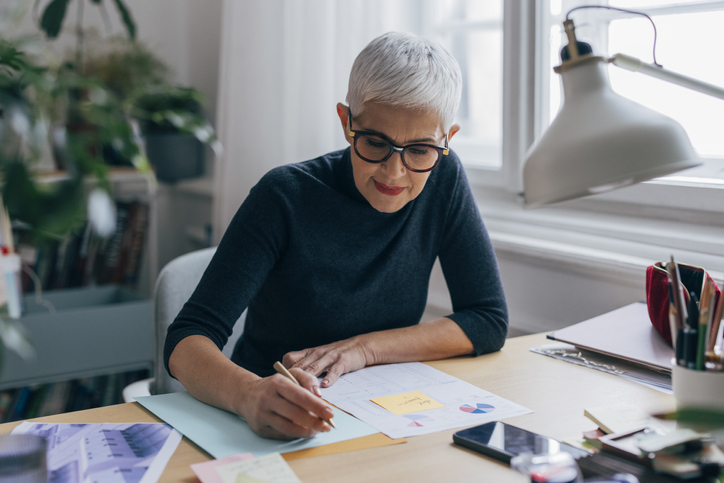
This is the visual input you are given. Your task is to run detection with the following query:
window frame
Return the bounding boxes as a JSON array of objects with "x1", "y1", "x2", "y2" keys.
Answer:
[
  {"x1": 421, "y1": 0, "x2": 724, "y2": 280},
  {"x1": 425, "y1": 0, "x2": 724, "y2": 222}
]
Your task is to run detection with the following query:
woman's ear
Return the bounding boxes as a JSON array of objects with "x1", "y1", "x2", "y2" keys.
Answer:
[
  {"x1": 448, "y1": 123, "x2": 461, "y2": 141},
  {"x1": 336, "y1": 103, "x2": 352, "y2": 144}
]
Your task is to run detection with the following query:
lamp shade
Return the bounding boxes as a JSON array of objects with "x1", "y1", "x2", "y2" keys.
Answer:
[{"x1": 522, "y1": 58, "x2": 700, "y2": 209}]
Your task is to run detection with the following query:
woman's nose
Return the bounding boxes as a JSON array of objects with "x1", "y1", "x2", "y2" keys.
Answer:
[{"x1": 382, "y1": 151, "x2": 407, "y2": 177}]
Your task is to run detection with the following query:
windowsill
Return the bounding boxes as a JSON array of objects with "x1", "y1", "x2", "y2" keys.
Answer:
[{"x1": 472, "y1": 184, "x2": 724, "y2": 284}]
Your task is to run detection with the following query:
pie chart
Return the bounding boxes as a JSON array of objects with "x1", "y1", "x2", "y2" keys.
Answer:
[
  {"x1": 459, "y1": 403, "x2": 495, "y2": 414},
  {"x1": 405, "y1": 413, "x2": 433, "y2": 427}
]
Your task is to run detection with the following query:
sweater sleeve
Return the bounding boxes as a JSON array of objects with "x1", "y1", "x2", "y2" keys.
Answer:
[
  {"x1": 438, "y1": 166, "x2": 508, "y2": 356},
  {"x1": 163, "y1": 171, "x2": 290, "y2": 376}
]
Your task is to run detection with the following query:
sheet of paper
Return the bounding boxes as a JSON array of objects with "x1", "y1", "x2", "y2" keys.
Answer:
[
  {"x1": 235, "y1": 475, "x2": 269, "y2": 483},
  {"x1": 320, "y1": 362, "x2": 532, "y2": 439},
  {"x1": 370, "y1": 390, "x2": 444, "y2": 415},
  {"x1": 12, "y1": 422, "x2": 182, "y2": 483},
  {"x1": 135, "y1": 392, "x2": 378, "y2": 458},
  {"x1": 584, "y1": 405, "x2": 674, "y2": 435},
  {"x1": 216, "y1": 452, "x2": 300, "y2": 483},
  {"x1": 191, "y1": 452, "x2": 255, "y2": 483}
]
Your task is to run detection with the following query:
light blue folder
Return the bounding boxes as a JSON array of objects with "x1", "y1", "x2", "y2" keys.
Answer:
[{"x1": 135, "y1": 392, "x2": 378, "y2": 458}]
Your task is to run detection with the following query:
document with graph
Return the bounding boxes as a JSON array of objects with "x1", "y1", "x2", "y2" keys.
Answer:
[{"x1": 320, "y1": 362, "x2": 531, "y2": 439}]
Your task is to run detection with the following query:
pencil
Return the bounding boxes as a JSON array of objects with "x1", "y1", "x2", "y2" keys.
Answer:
[
  {"x1": 273, "y1": 361, "x2": 336, "y2": 429},
  {"x1": 697, "y1": 284, "x2": 710, "y2": 370}
]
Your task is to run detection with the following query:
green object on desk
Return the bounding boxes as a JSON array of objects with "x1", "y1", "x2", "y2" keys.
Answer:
[{"x1": 655, "y1": 408, "x2": 724, "y2": 427}]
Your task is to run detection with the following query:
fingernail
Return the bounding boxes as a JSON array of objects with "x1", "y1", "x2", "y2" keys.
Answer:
[
  {"x1": 322, "y1": 379, "x2": 329, "y2": 387},
  {"x1": 313, "y1": 386, "x2": 322, "y2": 397}
]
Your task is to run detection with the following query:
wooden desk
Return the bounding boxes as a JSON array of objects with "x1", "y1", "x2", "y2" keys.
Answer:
[{"x1": 0, "y1": 333, "x2": 675, "y2": 482}]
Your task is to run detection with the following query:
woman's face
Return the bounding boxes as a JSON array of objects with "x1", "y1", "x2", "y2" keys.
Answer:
[{"x1": 337, "y1": 102, "x2": 458, "y2": 213}]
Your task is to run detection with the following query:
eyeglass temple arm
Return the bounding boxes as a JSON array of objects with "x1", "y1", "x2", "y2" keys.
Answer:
[{"x1": 347, "y1": 108, "x2": 356, "y2": 137}]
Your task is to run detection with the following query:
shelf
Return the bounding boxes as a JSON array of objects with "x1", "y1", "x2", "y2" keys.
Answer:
[{"x1": 0, "y1": 286, "x2": 152, "y2": 391}]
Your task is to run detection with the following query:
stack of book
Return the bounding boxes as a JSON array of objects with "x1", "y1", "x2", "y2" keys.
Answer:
[
  {"x1": 16, "y1": 200, "x2": 150, "y2": 293},
  {"x1": 0, "y1": 369, "x2": 149, "y2": 423}
]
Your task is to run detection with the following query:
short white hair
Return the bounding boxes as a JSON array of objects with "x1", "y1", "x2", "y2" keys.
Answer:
[{"x1": 346, "y1": 32, "x2": 462, "y2": 130}]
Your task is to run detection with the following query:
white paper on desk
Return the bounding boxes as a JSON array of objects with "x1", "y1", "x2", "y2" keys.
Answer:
[
  {"x1": 191, "y1": 452, "x2": 255, "y2": 483},
  {"x1": 548, "y1": 302, "x2": 674, "y2": 373},
  {"x1": 135, "y1": 392, "x2": 378, "y2": 459},
  {"x1": 12, "y1": 421, "x2": 181, "y2": 483},
  {"x1": 320, "y1": 362, "x2": 532, "y2": 439},
  {"x1": 215, "y1": 452, "x2": 300, "y2": 483}
]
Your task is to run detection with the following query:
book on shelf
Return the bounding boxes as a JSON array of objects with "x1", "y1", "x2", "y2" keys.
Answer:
[
  {"x1": 0, "y1": 389, "x2": 15, "y2": 421},
  {"x1": 14, "y1": 200, "x2": 149, "y2": 294},
  {"x1": 0, "y1": 369, "x2": 150, "y2": 423}
]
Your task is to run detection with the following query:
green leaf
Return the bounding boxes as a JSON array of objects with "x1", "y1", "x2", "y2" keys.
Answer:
[
  {"x1": 0, "y1": 319, "x2": 36, "y2": 361},
  {"x1": 0, "y1": 40, "x2": 29, "y2": 71},
  {"x1": 654, "y1": 408, "x2": 724, "y2": 427},
  {"x1": 39, "y1": 0, "x2": 72, "y2": 39},
  {"x1": 112, "y1": 0, "x2": 136, "y2": 41}
]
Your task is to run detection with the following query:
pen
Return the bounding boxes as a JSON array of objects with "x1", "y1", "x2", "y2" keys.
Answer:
[
  {"x1": 668, "y1": 256, "x2": 688, "y2": 329},
  {"x1": 690, "y1": 291, "x2": 707, "y2": 371},
  {"x1": 273, "y1": 361, "x2": 336, "y2": 429},
  {"x1": 711, "y1": 285, "x2": 724, "y2": 360},
  {"x1": 668, "y1": 284, "x2": 680, "y2": 350},
  {"x1": 684, "y1": 327, "x2": 699, "y2": 369},
  {"x1": 701, "y1": 281, "x2": 715, "y2": 364},
  {"x1": 676, "y1": 327, "x2": 686, "y2": 367}
]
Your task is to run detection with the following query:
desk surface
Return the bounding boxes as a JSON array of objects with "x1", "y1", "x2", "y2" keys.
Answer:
[{"x1": 0, "y1": 333, "x2": 675, "y2": 482}]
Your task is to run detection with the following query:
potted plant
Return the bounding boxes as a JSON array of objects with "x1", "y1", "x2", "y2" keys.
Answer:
[
  {"x1": 36, "y1": 0, "x2": 220, "y2": 182},
  {"x1": 128, "y1": 85, "x2": 220, "y2": 182}
]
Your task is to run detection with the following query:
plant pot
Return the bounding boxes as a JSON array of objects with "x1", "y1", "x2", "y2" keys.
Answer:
[{"x1": 144, "y1": 132, "x2": 204, "y2": 182}]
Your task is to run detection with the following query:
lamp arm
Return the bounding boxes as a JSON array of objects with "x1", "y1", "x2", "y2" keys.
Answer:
[{"x1": 609, "y1": 53, "x2": 724, "y2": 101}]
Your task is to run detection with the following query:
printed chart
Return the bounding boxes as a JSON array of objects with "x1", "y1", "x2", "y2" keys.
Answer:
[
  {"x1": 404, "y1": 414, "x2": 434, "y2": 427},
  {"x1": 459, "y1": 403, "x2": 496, "y2": 414},
  {"x1": 321, "y1": 362, "x2": 531, "y2": 439}
]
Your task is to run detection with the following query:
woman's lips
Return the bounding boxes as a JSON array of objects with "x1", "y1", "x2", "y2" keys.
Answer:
[{"x1": 374, "y1": 179, "x2": 405, "y2": 196}]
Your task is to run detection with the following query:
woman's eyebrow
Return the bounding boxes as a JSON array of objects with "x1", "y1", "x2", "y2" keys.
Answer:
[{"x1": 357, "y1": 127, "x2": 439, "y2": 145}]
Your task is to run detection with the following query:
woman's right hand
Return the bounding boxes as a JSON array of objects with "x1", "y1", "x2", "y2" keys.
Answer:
[
  {"x1": 238, "y1": 367, "x2": 335, "y2": 440},
  {"x1": 169, "y1": 335, "x2": 334, "y2": 441}
]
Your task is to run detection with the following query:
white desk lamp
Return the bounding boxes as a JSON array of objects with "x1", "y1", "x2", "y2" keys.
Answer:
[{"x1": 522, "y1": 16, "x2": 724, "y2": 209}]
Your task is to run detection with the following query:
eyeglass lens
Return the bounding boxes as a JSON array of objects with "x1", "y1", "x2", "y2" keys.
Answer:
[{"x1": 355, "y1": 134, "x2": 440, "y2": 171}]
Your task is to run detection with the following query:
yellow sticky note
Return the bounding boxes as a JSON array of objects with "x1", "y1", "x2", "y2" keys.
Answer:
[{"x1": 370, "y1": 391, "x2": 445, "y2": 415}]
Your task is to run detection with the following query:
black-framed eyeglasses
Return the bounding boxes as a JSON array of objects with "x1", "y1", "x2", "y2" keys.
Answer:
[{"x1": 347, "y1": 108, "x2": 449, "y2": 173}]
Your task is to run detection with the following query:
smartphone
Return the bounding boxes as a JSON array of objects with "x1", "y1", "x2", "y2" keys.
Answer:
[{"x1": 453, "y1": 421, "x2": 589, "y2": 464}]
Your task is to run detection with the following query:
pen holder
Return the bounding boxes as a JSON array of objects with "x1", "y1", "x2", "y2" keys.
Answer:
[{"x1": 672, "y1": 365, "x2": 724, "y2": 411}]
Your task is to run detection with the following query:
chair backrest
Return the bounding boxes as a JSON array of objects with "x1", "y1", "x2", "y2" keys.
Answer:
[{"x1": 152, "y1": 247, "x2": 246, "y2": 394}]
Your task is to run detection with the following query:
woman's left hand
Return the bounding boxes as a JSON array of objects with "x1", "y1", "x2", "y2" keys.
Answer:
[{"x1": 282, "y1": 336, "x2": 375, "y2": 388}]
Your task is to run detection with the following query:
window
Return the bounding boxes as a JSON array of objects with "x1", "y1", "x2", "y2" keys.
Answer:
[
  {"x1": 422, "y1": 0, "x2": 505, "y2": 169},
  {"x1": 424, "y1": 0, "x2": 724, "y2": 210}
]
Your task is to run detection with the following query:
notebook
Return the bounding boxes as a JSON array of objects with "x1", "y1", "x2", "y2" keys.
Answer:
[{"x1": 548, "y1": 302, "x2": 674, "y2": 374}]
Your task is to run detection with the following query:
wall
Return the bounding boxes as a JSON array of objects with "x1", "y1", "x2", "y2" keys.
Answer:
[{"x1": 425, "y1": 247, "x2": 645, "y2": 338}]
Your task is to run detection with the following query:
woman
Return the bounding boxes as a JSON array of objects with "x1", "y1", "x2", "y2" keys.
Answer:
[{"x1": 165, "y1": 32, "x2": 508, "y2": 440}]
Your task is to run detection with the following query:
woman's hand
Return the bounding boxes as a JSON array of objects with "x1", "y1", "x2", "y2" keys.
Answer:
[
  {"x1": 238, "y1": 367, "x2": 335, "y2": 440},
  {"x1": 283, "y1": 336, "x2": 374, "y2": 387}
]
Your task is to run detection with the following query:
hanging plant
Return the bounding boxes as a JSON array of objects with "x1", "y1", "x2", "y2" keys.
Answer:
[{"x1": 35, "y1": 0, "x2": 136, "y2": 73}]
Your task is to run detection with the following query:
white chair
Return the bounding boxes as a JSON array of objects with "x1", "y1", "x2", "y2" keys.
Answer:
[{"x1": 122, "y1": 247, "x2": 246, "y2": 401}]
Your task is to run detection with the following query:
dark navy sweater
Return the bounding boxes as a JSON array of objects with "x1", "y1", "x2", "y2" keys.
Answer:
[{"x1": 164, "y1": 148, "x2": 508, "y2": 378}]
